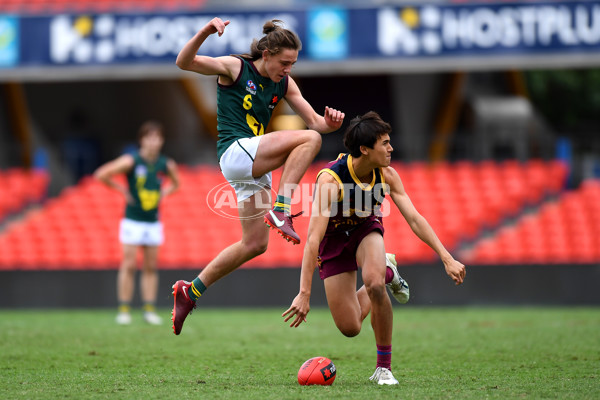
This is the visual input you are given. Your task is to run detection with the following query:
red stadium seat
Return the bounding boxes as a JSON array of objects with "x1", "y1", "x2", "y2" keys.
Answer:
[
  {"x1": 0, "y1": 161, "x2": 580, "y2": 269},
  {"x1": 465, "y1": 177, "x2": 600, "y2": 265}
]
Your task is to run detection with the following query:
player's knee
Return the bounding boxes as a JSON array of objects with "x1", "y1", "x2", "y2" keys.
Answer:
[
  {"x1": 303, "y1": 130, "x2": 321, "y2": 149},
  {"x1": 244, "y1": 240, "x2": 268, "y2": 258},
  {"x1": 143, "y1": 265, "x2": 158, "y2": 273},
  {"x1": 120, "y1": 260, "x2": 136, "y2": 273},
  {"x1": 338, "y1": 322, "x2": 361, "y2": 337},
  {"x1": 364, "y1": 279, "x2": 386, "y2": 302}
]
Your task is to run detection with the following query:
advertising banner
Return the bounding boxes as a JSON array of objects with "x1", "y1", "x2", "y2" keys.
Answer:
[
  {"x1": 19, "y1": 11, "x2": 305, "y2": 66},
  {"x1": 0, "y1": 16, "x2": 19, "y2": 67},
  {"x1": 370, "y1": 2, "x2": 600, "y2": 58},
  {"x1": 0, "y1": 2, "x2": 599, "y2": 71}
]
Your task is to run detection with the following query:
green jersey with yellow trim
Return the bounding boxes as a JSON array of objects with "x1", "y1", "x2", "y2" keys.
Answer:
[
  {"x1": 125, "y1": 152, "x2": 168, "y2": 222},
  {"x1": 216, "y1": 56, "x2": 288, "y2": 161}
]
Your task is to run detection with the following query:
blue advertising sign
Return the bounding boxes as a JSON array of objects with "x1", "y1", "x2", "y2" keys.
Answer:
[
  {"x1": 6, "y1": 1, "x2": 600, "y2": 69},
  {"x1": 20, "y1": 11, "x2": 305, "y2": 67},
  {"x1": 365, "y1": 2, "x2": 600, "y2": 58},
  {"x1": 307, "y1": 7, "x2": 349, "y2": 60},
  {"x1": 0, "y1": 16, "x2": 19, "y2": 67}
]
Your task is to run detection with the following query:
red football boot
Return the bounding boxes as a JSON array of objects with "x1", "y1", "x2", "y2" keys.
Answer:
[
  {"x1": 264, "y1": 210, "x2": 303, "y2": 244},
  {"x1": 171, "y1": 280, "x2": 196, "y2": 335}
]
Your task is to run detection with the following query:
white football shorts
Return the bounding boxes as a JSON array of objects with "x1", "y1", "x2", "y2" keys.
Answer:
[
  {"x1": 219, "y1": 136, "x2": 272, "y2": 202},
  {"x1": 119, "y1": 218, "x2": 164, "y2": 246}
]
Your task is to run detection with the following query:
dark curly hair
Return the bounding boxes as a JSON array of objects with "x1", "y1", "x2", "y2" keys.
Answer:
[{"x1": 343, "y1": 111, "x2": 391, "y2": 158}]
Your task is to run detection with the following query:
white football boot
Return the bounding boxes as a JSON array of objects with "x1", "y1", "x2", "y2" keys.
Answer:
[
  {"x1": 143, "y1": 311, "x2": 163, "y2": 325},
  {"x1": 369, "y1": 367, "x2": 399, "y2": 385},
  {"x1": 385, "y1": 253, "x2": 410, "y2": 304},
  {"x1": 116, "y1": 312, "x2": 132, "y2": 325}
]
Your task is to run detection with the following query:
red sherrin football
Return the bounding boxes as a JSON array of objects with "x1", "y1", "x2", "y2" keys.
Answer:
[{"x1": 297, "y1": 357, "x2": 337, "y2": 386}]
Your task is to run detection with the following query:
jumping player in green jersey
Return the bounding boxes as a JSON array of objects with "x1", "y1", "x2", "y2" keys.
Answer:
[
  {"x1": 95, "y1": 121, "x2": 180, "y2": 325},
  {"x1": 171, "y1": 17, "x2": 344, "y2": 335},
  {"x1": 282, "y1": 112, "x2": 466, "y2": 384}
]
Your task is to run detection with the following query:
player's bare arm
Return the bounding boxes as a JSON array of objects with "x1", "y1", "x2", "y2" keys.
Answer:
[
  {"x1": 161, "y1": 159, "x2": 181, "y2": 198},
  {"x1": 285, "y1": 77, "x2": 345, "y2": 133},
  {"x1": 283, "y1": 174, "x2": 339, "y2": 327},
  {"x1": 94, "y1": 154, "x2": 135, "y2": 203},
  {"x1": 383, "y1": 166, "x2": 466, "y2": 285},
  {"x1": 176, "y1": 17, "x2": 240, "y2": 82}
]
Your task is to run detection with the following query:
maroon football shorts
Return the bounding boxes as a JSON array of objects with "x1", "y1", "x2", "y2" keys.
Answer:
[{"x1": 317, "y1": 216, "x2": 384, "y2": 280}]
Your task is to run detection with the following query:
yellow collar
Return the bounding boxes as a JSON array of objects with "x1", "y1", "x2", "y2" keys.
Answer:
[{"x1": 347, "y1": 155, "x2": 376, "y2": 190}]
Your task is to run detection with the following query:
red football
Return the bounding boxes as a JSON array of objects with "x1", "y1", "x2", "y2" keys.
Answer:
[{"x1": 297, "y1": 357, "x2": 337, "y2": 386}]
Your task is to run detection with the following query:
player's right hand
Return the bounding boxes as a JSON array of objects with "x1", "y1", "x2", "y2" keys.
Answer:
[
  {"x1": 444, "y1": 258, "x2": 466, "y2": 285},
  {"x1": 205, "y1": 17, "x2": 230, "y2": 37}
]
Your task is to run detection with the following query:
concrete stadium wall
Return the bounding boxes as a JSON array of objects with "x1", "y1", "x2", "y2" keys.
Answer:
[{"x1": 1, "y1": 264, "x2": 599, "y2": 309}]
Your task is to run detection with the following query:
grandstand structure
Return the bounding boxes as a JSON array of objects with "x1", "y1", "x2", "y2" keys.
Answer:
[{"x1": 1, "y1": 0, "x2": 599, "y2": 306}]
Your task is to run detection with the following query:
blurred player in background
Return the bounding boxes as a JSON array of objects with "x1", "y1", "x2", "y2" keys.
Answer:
[
  {"x1": 95, "y1": 121, "x2": 180, "y2": 325},
  {"x1": 170, "y1": 17, "x2": 344, "y2": 335},
  {"x1": 282, "y1": 111, "x2": 466, "y2": 384}
]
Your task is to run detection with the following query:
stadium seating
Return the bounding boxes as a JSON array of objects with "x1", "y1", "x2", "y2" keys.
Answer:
[
  {"x1": 0, "y1": 160, "x2": 571, "y2": 270},
  {"x1": 463, "y1": 179, "x2": 600, "y2": 265},
  {"x1": 0, "y1": 168, "x2": 49, "y2": 224}
]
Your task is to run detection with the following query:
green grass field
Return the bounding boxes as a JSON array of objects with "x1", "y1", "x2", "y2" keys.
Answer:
[{"x1": 1, "y1": 307, "x2": 598, "y2": 399}]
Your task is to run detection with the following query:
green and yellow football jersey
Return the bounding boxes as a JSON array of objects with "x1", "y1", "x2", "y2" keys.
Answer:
[
  {"x1": 216, "y1": 56, "x2": 288, "y2": 161},
  {"x1": 125, "y1": 152, "x2": 168, "y2": 222}
]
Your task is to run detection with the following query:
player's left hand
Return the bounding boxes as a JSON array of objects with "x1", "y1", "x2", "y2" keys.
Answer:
[
  {"x1": 282, "y1": 292, "x2": 311, "y2": 328},
  {"x1": 323, "y1": 106, "x2": 345, "y2": 131},
  {"x1": 444, "y1": 258, "x2": 466, "y2": 285}
]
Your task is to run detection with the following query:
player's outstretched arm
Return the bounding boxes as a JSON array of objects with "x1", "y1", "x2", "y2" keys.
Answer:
[
  {"x1": 384, "y1": 166, "x2": 466, "y2": 285},
  {"x1": 176, "y1": 17, "x2": 238, "y2": 78},
  {"x1": 282, "y1": 175, "x2": 338, "y2": 327},
  {"x1": 284, "y1": 77, "x2": 344, "y2": 134}
]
